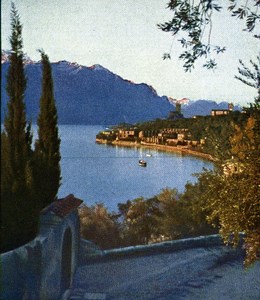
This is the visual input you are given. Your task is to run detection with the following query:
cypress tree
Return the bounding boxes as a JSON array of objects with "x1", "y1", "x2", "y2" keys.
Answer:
[
  {"x1": 1, "y1": 3, "x2": 36, "y2": 252},
  {"x1": 34, "y1": 50, "x2": 61, "y2": 208}
]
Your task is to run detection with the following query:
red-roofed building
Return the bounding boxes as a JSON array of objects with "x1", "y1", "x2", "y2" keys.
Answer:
[{"x1": 41, "y1": 194, "x2": 83, "y2": 218}]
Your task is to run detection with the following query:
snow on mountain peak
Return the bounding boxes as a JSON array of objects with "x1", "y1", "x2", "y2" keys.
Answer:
[
  {"x1": 1, "y1": 49, "x2": 35, "y2": 64},
  {"x1": 168, "y1": 97, "x2": 190, "y2": 106},
  {"x1": 1, "y1": 50, "x2": 10, "y2": 63},
  {"x1": 87, "y1": 64, "x2": 106, "y2": 71}
]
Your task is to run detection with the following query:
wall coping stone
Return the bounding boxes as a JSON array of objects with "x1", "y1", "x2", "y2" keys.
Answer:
[{"x1": 81, "y1": 234, "x2": 245, "y2": 264}]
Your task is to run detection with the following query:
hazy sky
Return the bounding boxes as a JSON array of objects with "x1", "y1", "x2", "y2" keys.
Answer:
[{"x1": 1, "y1": 0, "x2": 259, "y2": 105}]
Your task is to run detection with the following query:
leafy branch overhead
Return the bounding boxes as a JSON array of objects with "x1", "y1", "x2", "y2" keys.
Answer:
[
  {"x1": 235, "y1": 56, "x2": 260, "y2": 90},
  {"x1": 158, "y1": 0, "x2": 260, "y2": 71}
]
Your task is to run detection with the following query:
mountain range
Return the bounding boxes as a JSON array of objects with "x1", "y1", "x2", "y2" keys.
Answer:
[{"x1": 1, "y1": 51, "x2": 240, "y2": 125}]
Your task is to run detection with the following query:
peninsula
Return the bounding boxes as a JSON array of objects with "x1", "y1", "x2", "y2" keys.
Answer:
[
  {"x1": 96, "y1": 124, "x2": 215, "y2": 161},
  {"x1": 96, "y1": 110, "x2": 247, "y2": 162}
]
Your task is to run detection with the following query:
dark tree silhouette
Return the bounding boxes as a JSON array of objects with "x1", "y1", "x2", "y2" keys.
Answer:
[
  {"x1": 34, "y1": 50, "x2": 61, "y2": 208},
  {"x1": 1, "y1": 2, "x2": 36, "y2": 252}
]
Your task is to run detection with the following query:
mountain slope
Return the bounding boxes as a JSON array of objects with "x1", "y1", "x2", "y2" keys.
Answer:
[
  {"x1": 1, "y1": 52, "x2": 241, "y2": 124},
  {"x1": 1, "y1": 59, "x2": 173, "y2": 125}
]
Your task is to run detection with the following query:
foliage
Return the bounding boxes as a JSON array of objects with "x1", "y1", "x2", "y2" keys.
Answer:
[
  {"x1": 158, "y1": 0, "x2": 260, "y2": 70},
  {"x1": 79, "y1": 204, "x2": 121, "y2": 249},
  {"x1": 235, "y1": 56, "x2": 260, "y2": 91},
  {"x1": 235, "y1": 56, "x2": 260, "y2": 110},
  {"x1": 34, "y1": 50, "x2": 61, "y2": 208},
  {"x1": 1, "y1": 3, "x2": 37, "y2": 251},
  {"x1": 156, "y1": 188, "x2": 184, "y2": 239},
  {"x1": 1, "y1": 5, "x2": 61, "y2": 253},
  {"x1": 179, "y1": 180, "x2": 218, "y2": 236},
  {"x1": 202, "y1": 115, "x2": 237, "y2": 160},
  {"x1": 156, "y1": 186, "x2": 216, "y2": 239},
  {"x1": 81, "y1": 187, "x2": 216, "y2": 249},
  {"x1": 202, "y1": 108, "x2": 260, "y2": 266},
  {"x1": 118, "y1": 197, "x2": 162, "y2": 245}
]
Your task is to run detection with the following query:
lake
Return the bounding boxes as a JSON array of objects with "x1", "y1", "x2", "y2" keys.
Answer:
[{"x1": 57, "y1": 125, "x2": 213, "y2": 211}]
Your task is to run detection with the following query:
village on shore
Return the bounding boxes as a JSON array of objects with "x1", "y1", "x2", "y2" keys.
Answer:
[
  {"x1": 96, "y1": 127, "x2": 214, "y2": 160},
  {"x1": 95, "y1": 105, "x2": 235, "y2": 161}
]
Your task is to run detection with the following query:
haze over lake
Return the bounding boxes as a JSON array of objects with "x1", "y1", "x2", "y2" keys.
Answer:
[{"x1": 57, "y1": 125, "x2": 213, "y2": 211}]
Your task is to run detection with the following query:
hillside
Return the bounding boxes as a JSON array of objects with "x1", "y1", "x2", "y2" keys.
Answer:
[
  {"x1": 1, "y1": 52, "x2": 240, "y2": 124},
  {"x1": 1, "y1": 56, "x2": 173, "y2": 125}
]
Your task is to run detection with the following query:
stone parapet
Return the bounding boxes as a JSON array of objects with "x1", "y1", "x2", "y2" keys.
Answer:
[{"x1": 0, "y1": 195, "x2": 82, "y2": 300}]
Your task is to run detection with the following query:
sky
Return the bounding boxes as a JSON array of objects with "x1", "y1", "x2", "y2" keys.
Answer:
[{"x1": 1, "y1": 0, "x2": 259, "y2": 106}]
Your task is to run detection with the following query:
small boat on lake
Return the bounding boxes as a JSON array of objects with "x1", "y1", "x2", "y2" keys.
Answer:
[
  {"x1": 139, "y1": 159, "x2": 147, "y2": 167},
  {"x1": 146, "y1": 153, "x2": 152, "y2": 157}
]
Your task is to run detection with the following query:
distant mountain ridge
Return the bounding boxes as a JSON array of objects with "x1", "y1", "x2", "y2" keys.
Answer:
[
  {"x1": 168, "y1": 97, "x2": 241, "y2": 118},
  {"x1": 1, "y1": 51, "x2": 240, "y2": 124},
  {"x1": 181, "y1": 100, "x2": 241, "y2": 118},
  {"x1": 1, "y1": 52, "x2": 173, "y2": 124}
]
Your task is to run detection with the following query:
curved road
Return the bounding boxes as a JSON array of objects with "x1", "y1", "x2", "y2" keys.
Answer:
[{"x1": 69, "y1": 246, "x2": 260, "y2": 299}]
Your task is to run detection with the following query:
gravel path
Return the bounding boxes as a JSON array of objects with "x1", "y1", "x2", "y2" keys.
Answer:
[{"x1": 69, "y1": 246, "x2": 260, "y2": 300}]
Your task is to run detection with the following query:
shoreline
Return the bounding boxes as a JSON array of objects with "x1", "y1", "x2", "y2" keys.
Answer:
[{"x1": 96, "y1": 139, "x2": 215, "y2": 161}]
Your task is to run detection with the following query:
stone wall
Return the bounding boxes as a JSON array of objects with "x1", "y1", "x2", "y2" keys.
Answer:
[
  {"x1": 80, "y1": 234, "x2": 244, "y2": 263},
  {"x1": 1, "y1": 195, "x2": 82, "y2": 300}
]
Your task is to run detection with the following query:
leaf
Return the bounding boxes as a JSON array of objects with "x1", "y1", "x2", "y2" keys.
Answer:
[
  {"x1": 163, "y1": 53, "x2": 171, "y2": 60},
  {"x1": 213, "y1": 4, "x2": 222, "y2": 12},
  {"x1": 203, "y1": 59, "x2": 217, "y2": 69}
]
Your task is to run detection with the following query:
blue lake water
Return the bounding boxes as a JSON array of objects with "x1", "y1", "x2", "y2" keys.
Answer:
[{"x1": 55, "y1": 125, "x2": 213, "y2": 211}]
